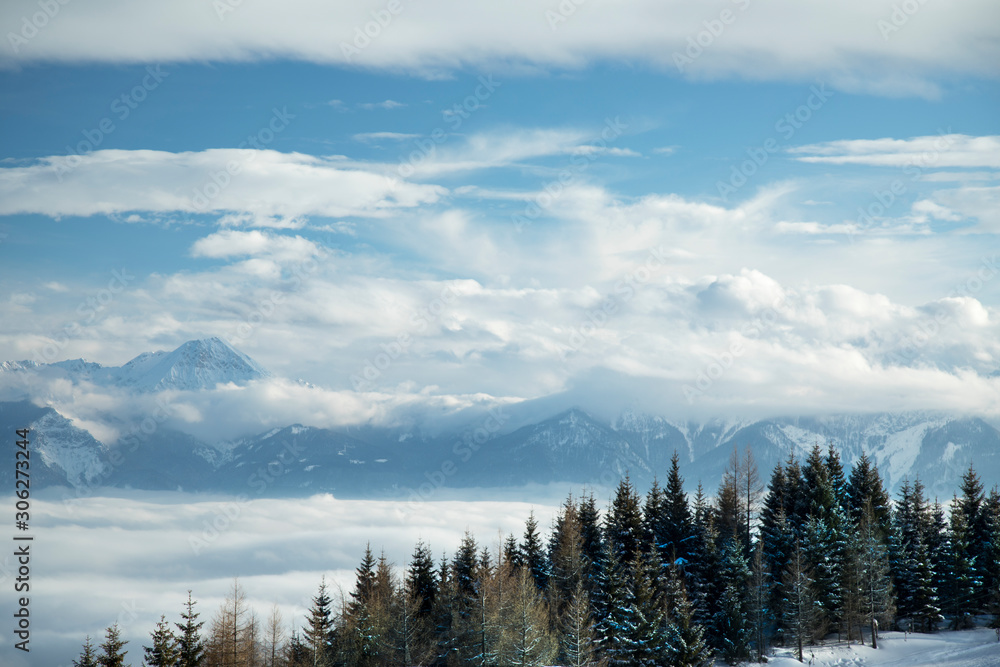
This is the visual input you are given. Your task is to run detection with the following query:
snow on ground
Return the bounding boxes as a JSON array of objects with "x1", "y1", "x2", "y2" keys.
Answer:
[{"x1": 765, "y1": 628, "x2": 1000, "y2": 667}]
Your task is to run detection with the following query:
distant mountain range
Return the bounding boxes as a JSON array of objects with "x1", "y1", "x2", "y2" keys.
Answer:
[{"x1": 2, "y1": 339, "x2": 998, "y2": 501}]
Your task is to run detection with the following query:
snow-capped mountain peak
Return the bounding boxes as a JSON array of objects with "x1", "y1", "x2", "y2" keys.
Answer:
[{"x1": 0, "y1": 337, "x2": 270, "y2": 393}]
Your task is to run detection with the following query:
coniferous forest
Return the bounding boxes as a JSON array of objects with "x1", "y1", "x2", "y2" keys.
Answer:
[{"x1": 73, "y1": 447, "x2": 1000, "y2": 667}]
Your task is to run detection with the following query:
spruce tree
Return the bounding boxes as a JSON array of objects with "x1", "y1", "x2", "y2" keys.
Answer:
[
  {"x1": 521, "y1": 511, "x2": 549, "y2": 590},
  {"x1": 847, "y1": 452, "x2": 891, "y2": 533},
  {"x1": 605, "y1": 476, "x2": 644, "y2": 574},
  {"x1": 305, "y1": 577, "x2": 335, "y2": 667},
  {"x1": 144, "y1": 615, "x2": 179, "y2": 667},
  {"x1": 408, "y1": 539, "x2": 438, "y2": 618},
  {"x1": 946, "y1": 501, "x2": 978, "y2": 629},
  {"x1": 73, "y1": 636, "x2": 99, "y2": 667},
  {"x1": 662, "y1": 562, "x2": 712, "y2": 667},
  {"x1": 175, "y1": 591, "x2": 206, "y2": 667},
  {"x1": 858, "y1": 501, "x2": 894, "y2": 649},
  {"x1": 782, "y1": 541, "x2": 816, "y2": 662},
  {"x1": 712, "y1": 538, "x2": 752, "y2": 664},
  {"x1": 98, "y1": 623, "x2": 129, "y2": 667},
  {"x1": 664, "y1": 451, "x2": 695, "y2": 566}
]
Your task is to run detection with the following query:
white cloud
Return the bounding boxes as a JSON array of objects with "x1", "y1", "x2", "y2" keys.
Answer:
[
  {"x1": 0, "y1": 149, "x2": 446, "y2": 219},
  {"x1": 358, "y1": 100, "x2": 406, "y2": 110},
  {"x1": 790, "y1": 134, "x2": 1000, "y2": 168},
  {"x1": 1, "y1": 1, "x2": 997, "y2": 95},
  {"x1": 190, "y1": 230, "x2": 323, "y2": 262},
  {"x1": 353, "y1": 131, "x2": 421, "y2": 142}
]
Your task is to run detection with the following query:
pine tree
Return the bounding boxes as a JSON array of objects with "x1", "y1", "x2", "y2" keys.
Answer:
[
  {"x1": 73, "y1": 636, "x2": 99, "y2": 667},
  {"x1": 175, "y1": 591, "x2": 206, "y2": 667},
  {"x1": 144, "y1": 615, "x2": 179, "y2": 667},
  {"x1": 98, "y1": 623, "x2": 129, "y2": 667}
]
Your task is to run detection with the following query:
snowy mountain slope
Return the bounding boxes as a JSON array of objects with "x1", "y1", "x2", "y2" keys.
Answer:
[
  {"x1": 2, "y1": 339, "x2": 999, "y2": 498},
  {"x1": 0, "y1": 400, "x2": 109, "y2": 489},
  {"x1": 1, "y1": 337, "x2": 269, "y2": 393}
]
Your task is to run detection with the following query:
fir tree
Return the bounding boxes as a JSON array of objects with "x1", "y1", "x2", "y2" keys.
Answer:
[
  {"x1": 175, "y1": 591, "x2": 206, "y2": 667},
  {"x1": 144, "y1": 615, "x2": 179, "y2": 667}
]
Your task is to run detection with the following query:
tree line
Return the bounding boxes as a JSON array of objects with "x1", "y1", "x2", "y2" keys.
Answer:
[{"x1": 73, "y1": 446, "x2": 1000, "y2": 666}]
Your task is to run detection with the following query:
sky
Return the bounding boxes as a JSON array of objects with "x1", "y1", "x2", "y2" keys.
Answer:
[{"x1": 2, "y1": 0, "x2": 1000, "y2": 437}]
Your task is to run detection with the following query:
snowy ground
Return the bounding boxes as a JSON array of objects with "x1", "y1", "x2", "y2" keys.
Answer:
[{"x1": 765, "y1": 628, "x2": 1000, "y2": 667}]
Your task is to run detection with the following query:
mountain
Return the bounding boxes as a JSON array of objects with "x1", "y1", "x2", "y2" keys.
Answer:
[
  {"x1": 2, "y1": 339, "x2": 998, "y2": 500},
  {"x1": 2, "y1": 337, "x2": 269, "y2": 393}
]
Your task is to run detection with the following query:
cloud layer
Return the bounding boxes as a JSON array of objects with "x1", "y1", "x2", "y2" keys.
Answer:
[{"x1": 3, "y1": 1, "x2": 999, "y2": 96}]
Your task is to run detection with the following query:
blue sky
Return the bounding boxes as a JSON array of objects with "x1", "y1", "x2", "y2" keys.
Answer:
[{"x1": 1, "y1": 0, "x2": 999, "y2": 436}]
